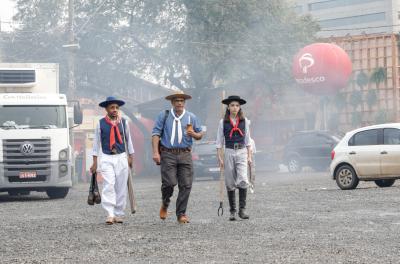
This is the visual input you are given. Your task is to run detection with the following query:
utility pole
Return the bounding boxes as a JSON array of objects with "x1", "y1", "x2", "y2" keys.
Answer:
[
  {"x1": 67, "y1": 0, "x2": 76, "y2": 99},
  {"x1": 67, "y1": 0, "x2": 77, "y2": 184}
]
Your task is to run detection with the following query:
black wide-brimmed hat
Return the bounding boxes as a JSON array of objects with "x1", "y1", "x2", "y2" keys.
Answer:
[
  {"x1": 99, "y1": 96, "x2": 125, "y2": 108},
  {"x1": 222, "y1": 95, "x2": 246, "y2": 105}
]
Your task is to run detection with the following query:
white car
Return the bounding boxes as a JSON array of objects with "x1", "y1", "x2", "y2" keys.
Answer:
[{"x1": 330, "y1": 123, "x2": 400, "y2": 190}]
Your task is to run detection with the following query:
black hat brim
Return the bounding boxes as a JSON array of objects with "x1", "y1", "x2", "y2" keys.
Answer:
[
  {"x1": 99, "y1": 100, "x2": 125, "y2": 108},
  {"x1": 222, "y1": 98, "x2": 246, "y2": 105}
]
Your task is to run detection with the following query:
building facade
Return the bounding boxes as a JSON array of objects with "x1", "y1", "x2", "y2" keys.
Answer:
[{"x1": 291, "y1": 0, "x2": 400, "y2": 37}]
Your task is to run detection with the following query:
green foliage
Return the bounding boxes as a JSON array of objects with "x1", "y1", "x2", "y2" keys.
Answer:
[
  {"x1": 349, "y1": 90, "x2": 362, "y2": 109},
  {"x1": 370, "y1": 67, "x2": 387, "y2": 85},
  {"x1": 366, "y1": 90, "x2": 378, "y2": 108},
  {"x1": 3, "y1": 0, "x2": 318, "y2": 103},
  {"x1": 333, "y1": 92, "x2": 346, "y2": 111},
  {"x1": 356, "y1": 70, "x2": 368, "y2": 89}
]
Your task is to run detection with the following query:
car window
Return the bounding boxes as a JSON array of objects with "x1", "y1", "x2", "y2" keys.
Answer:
[
  {"x1": 384, "y1": 128, "x2": 400, "y2": 145},
  {"x1": 193, "y1": 144, "x2": 216, "y2": 155},
  {"x1": 291, "y1": 134, "x2": 314, "y2": 145},
  {"x1": 315, "y1": 134, "x2": 333, "y2": 144},
  {"x1": 350, "y1": 129, "x2": 379, "y2": 146}
]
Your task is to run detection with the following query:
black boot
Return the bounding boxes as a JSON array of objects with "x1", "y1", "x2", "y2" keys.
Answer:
[
  {"x1": 227, "y1": 190, "x2": 236, "y2": 221},
  {"x1": 238, "y1": 188, "x2": 249, "y2": 219}
]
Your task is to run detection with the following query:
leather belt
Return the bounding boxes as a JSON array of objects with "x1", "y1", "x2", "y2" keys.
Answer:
[
  {"x1": 225, "y1": 143, "x2": 246, "y2": 150},
  {"x1": 160, "y1": 146, "x2": 191, "y2": 154}
]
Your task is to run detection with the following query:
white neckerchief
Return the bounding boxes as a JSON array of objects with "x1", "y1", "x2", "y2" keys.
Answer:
[{"x1": 170, "y1": 108, "x2": 186, "y2": 146}]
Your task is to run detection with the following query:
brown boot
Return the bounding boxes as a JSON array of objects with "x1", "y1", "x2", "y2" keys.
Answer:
[
  {"x1": 159, "y1": 204, "x2": 168, "y2": 220},
  {"x1": 114, "y1": 216, "x2": 123, "y2": 224},
  {"x1": 177, "y1": 214, "x2": 190, "y2": 224},
  {"x1": 105, "y1": 216, "x2": 114, "y2": 225}
]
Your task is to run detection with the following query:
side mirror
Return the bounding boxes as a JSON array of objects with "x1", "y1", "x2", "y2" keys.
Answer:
[{"x1": 73, "y1": 103, "x2": 83, "y2": 125}]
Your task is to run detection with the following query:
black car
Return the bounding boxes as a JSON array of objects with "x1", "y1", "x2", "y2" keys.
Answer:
[
  {"x1": 283, "y1": 131, "x2": 340, "y2": 173},
  {"x1": 192, "y1": 141, "x2": 280, "y2": 180},
  {"x1": 192, "y1": 141, "x2": 220, "y2": 180}
]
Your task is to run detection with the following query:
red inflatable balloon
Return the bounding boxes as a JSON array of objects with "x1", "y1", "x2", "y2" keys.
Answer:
[{"x1": 292, "y1": 43, "x2": 352, "y2": 95}]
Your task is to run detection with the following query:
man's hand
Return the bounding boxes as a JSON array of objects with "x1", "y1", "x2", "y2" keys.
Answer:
[
  {"x1": 90, "y1": 162, "x2": 97, "y2": 174},
  {"x1": 187, "y1": 130, "x2": 203, "y2": 140},
  {"x1": 128, "y1": 156, "x2": 134, "y2": 168},
  {"x1": 247, "y1": 155, "x2": 253, "y2": 165},
  {"x1": 218, "y1": 156, "x2": 224, "y2": 169},
  {"x1": 187, "y1": 129, "x2": 196, "y2": 137},
  {"x1": 153, "y1": 152, "x2": 161, "y2": 165}
]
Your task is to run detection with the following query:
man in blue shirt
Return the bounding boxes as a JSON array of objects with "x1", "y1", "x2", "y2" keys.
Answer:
[{"x1": 152, "y1": 91, "x2": 203, "y2": 224}]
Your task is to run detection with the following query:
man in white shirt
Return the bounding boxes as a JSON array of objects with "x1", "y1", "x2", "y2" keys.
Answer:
[{"x1": 90, "y1": 96, "x2": 134, "y2": 225}]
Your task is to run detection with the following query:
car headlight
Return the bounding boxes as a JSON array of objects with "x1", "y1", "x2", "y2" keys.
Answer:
[{"x1": 59, "y1": 149, "x2": 69, "y2": 160}]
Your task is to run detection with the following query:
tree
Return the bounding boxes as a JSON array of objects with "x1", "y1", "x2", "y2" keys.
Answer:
[{"x1": 3, "y1": 0, "x2": 318, "y2": 117}]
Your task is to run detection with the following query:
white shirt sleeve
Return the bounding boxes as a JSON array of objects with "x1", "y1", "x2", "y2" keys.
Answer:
[
  {"x1": 124, "y1": 119, "x2": 135, "y2": 155},
  {"x1": 245, "y1": 118, "x2": 251, "y2": 147},
  {"x1": 216, "y1": 119, "x2": 225, "y2": 149},
  {"x1": 92, "y1": 122, "x2": 101, "y2": 157}
]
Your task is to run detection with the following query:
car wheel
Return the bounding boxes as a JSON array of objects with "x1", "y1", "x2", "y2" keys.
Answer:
[
  {"x1": 374, "y1": 179, "x2": 395, "y2": 188},
  {"x1": 288, "y1": 157, "x2": 301, "y2": 173},
  {"x1": 335, "y1": 165, "x2": 359, "y2": 190},
  {"x1": 46, "y1": 188, "x2": 69, "y2": 199}
]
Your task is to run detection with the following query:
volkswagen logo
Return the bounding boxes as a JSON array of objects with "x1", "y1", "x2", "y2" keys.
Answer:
[{"x1": 20, "y1": 143, "x2": 34, "y2": 155}]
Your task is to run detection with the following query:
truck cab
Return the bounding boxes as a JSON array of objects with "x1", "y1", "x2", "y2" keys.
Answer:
[{"x1": 0, "y1": 63, "x2": 81, "y2": 198}]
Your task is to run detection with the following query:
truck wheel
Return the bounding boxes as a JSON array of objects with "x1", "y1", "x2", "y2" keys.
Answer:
[
  {"x1": 374, "y1": 179, "x2": 395, "y2": 188},
  {"x1": 288, "y1": 157, "x2": 301, "y2": 174},
  {"x1": 335, "y1": 165, "x2": 359, "y2": 190},
  {"x1": 46, "y1": 188, "x2": 69, "y2": 199}
]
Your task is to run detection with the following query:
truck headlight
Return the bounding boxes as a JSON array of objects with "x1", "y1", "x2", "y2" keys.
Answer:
[
  {"x1": 59, "y1": 164, "x2": 68, "y2": 173},
  {"x1": 59, "y1": 149, "x2": 68, "y2": 160}
]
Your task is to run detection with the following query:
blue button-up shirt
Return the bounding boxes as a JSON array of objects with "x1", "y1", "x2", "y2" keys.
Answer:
[{"x1": 152, "y1": 109, "x2": 202, "y2": 148}]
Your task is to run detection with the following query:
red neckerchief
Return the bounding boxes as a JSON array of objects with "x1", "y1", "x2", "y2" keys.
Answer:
[
  {"x1": 229, "y1": 116, "x2": 244, "y2": 139},
  {"x1": 104, "y1": 115, "x2": 123, "y2": 150}
]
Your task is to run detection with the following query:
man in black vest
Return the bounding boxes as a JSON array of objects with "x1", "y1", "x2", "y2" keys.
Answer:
[
  {"x1": 216, "y1": 95, "x2": 252, "y2": 221},
  {"x1": 90, "y1": 96, "x2": 134, "y2": 225}
]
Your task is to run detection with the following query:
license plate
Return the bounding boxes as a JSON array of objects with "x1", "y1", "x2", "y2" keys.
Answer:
[
  {"x1": 209, "y1": 167, "x2": 220, "y2": 172},
  {"x1": 19, "y1": 171, "x2": 37, "y2": 179}
]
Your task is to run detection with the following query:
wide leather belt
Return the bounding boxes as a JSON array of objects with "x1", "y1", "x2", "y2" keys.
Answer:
[
  {"x1": 160, "y1": 146, "x2": 191, "y2": 154},
  {"x1": 225, "y1": 143, "x2": 246, "y2": 150}
]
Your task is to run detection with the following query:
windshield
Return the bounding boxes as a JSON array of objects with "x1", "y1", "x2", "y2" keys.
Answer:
[{"x1": 0, "y1": 105, "x2": 67, "y2": 129}]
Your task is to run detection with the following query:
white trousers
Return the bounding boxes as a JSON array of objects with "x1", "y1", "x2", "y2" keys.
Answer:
[
  {"x1": 224, "y1": 148, "x2": 249, "y2": 191},
  {"x1": 100, "y1": 153, "x2": 129, "y2": 217}
]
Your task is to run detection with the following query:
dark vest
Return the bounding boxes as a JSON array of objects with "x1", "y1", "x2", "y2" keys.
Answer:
[
  {"x1": 223, "y1": 119, "x2": 246, "y2": 148},
  {"x1": 100, "y1": 118, "x2": 126, "y2": 155}
]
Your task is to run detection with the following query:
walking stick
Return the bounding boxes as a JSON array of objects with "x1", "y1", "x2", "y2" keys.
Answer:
[
  {"x1": 248, "y1": 162, "x2": 255, "y2": 194},
  {"x1": 217, "y1": 89, "x2": 226, "y2": 216},
  {"x1": 217, "y1": 163, "x2": 224, "y2": 216},
  {"x1": 121, "y1": 118, "x2": 137, "y2": 214}
]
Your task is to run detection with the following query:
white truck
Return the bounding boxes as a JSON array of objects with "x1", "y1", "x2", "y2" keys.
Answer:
[{"x1": 0, "y1": 63, "x2": 82, "y2": 198}]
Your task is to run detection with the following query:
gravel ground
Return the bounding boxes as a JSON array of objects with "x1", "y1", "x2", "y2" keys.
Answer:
[{"x1": 1, "y1": 171, "x2": 400, "y2": 263}]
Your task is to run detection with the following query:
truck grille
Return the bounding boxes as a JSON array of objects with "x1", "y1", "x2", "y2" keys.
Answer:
[
  {"x1": 3, "y1": 139, "x2": 51, "y2": 183},
  {"x1": 0, "y1": 69, "x2": 36, "y2": 84}
]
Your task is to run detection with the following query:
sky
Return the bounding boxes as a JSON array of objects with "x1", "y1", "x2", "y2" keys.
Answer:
[{"x1": 0, "y1": 0, "x2": 16, "y2": 31}]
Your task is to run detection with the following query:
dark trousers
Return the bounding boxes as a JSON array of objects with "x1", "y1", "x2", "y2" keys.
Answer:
[{"x1": 160, "y1": 150, "x2": 193, "y2": 217}]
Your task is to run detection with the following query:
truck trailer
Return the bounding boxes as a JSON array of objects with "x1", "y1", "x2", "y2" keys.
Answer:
[{"x1": 0, "y1": 63, "x2": 82, "y2": 198}]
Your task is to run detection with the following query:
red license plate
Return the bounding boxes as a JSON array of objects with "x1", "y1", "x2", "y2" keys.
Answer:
[{"x1": 19, "y1": 171, "x2": 37, "y2": 179}]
